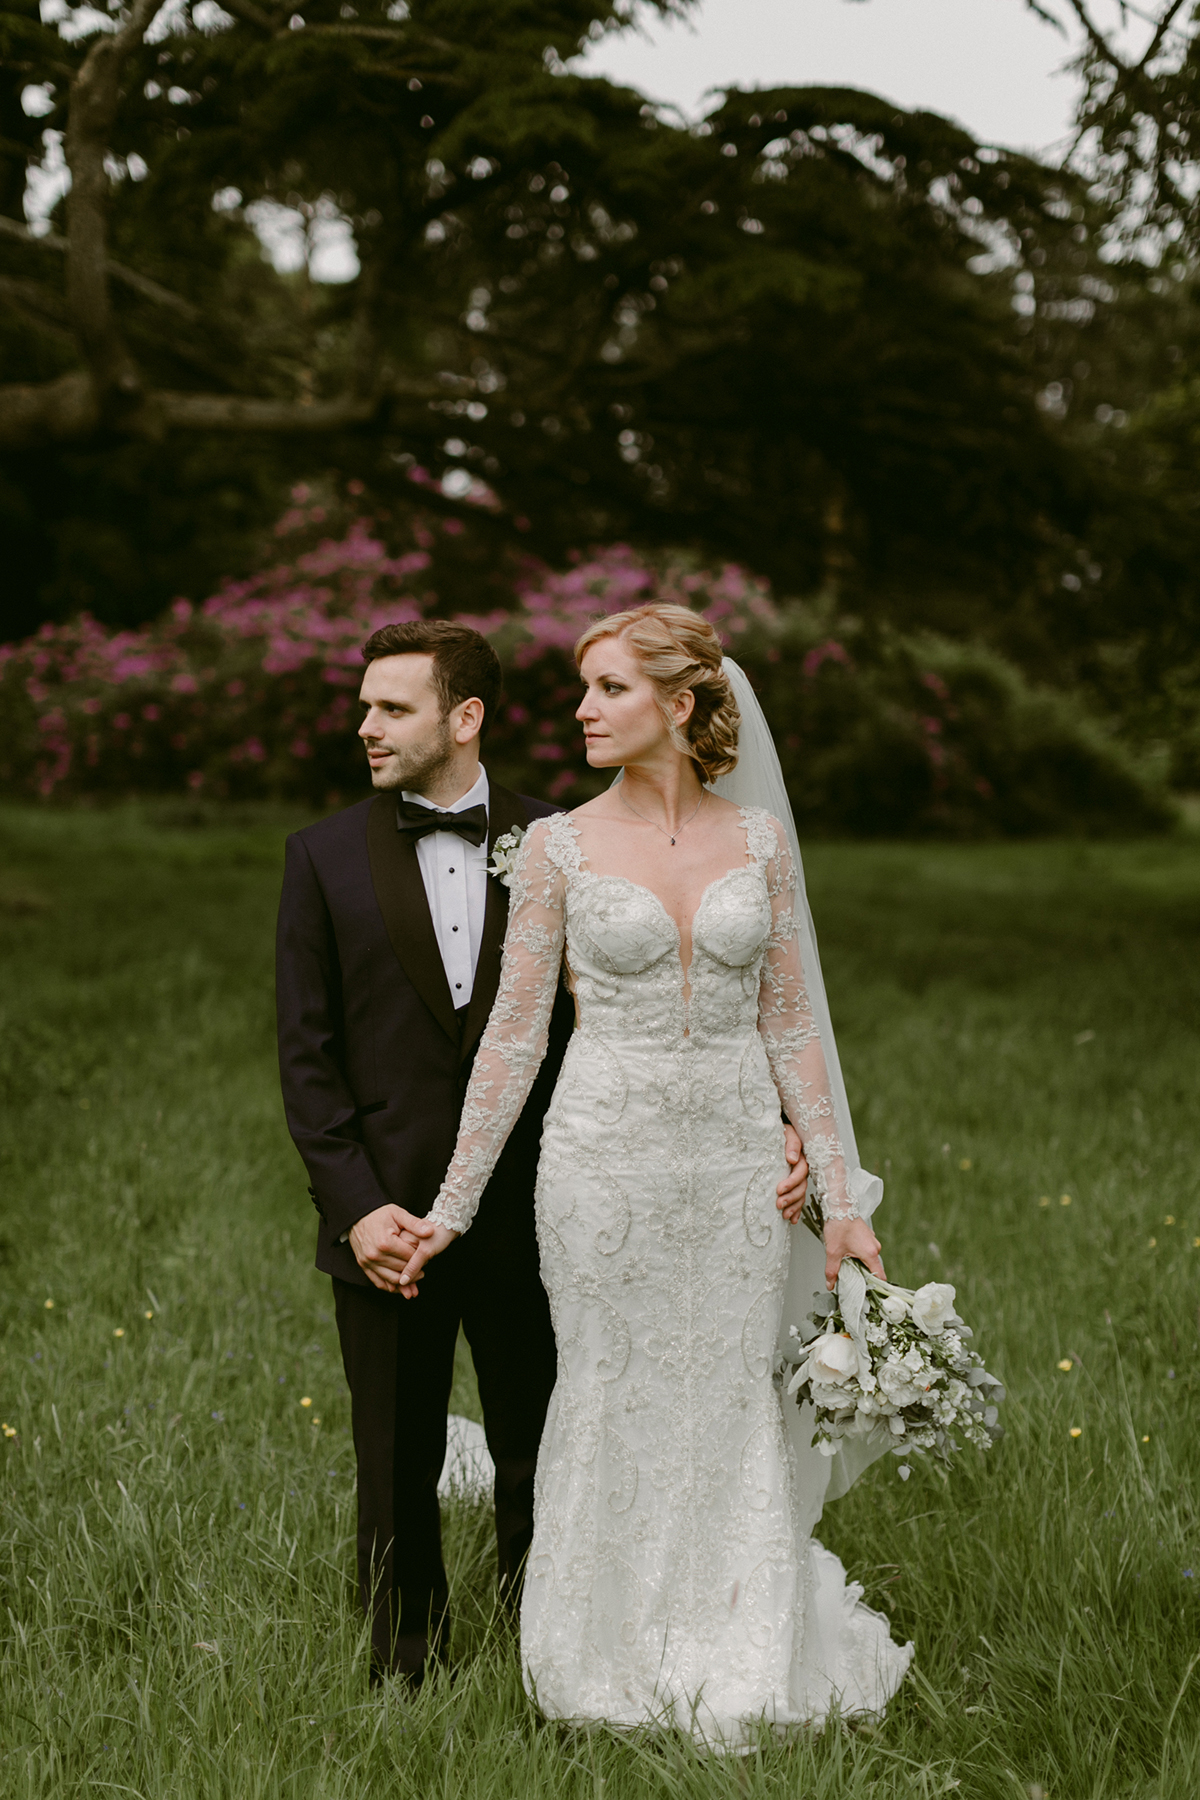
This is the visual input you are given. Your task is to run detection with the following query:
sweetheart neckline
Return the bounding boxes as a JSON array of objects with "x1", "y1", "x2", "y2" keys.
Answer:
[
  {"x1": 556, "y1": 807, "x2": 765, "y2": 948},
  {"x1": 578, "y1": 864, "x2": 762, "y2": 949}
]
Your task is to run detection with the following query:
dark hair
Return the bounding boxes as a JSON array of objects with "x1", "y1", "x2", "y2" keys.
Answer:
[{"x1": 361, "y1": 619, "x2": 503, "y2": 739}]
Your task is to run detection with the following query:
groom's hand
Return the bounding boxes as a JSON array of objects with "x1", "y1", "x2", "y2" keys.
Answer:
[
  {"x1": 349, "y1": 1205, "x2": 435, "y2": 1297},
  {"x1": 776, "y1": 1124, "x2": 809, "y2": 1223}
]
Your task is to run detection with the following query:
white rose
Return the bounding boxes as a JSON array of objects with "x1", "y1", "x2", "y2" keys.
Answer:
[
  {"x1": 877, "y1": 1360, "x2": 923, "y2": 1408},
  {"x1": 808, "y1": 1332, "x2": 863, "y2": 1389},
  {"x1": 880, "y1": 1295, "x2": 909, "y2": 1325},
  {"x1": 911, "y1": 1282, "x2": 957, "y2": 1337}
]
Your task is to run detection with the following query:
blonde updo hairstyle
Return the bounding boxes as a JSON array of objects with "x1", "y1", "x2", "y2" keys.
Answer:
[{"x1": 574, "y1": 602, "x2": 740, "y2": 784}]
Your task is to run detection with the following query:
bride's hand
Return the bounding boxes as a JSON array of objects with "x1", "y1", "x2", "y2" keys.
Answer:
[
  {"x1": 395, "y1": 1221, "x2": 459, "y2": 1294},
  {"x1": 823, "y1": 1216, "x2": 885, "y2": 1290}
]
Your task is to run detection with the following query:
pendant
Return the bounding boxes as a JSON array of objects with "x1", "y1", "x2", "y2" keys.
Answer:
[{"x1": 669, "y1": 836, "x2": 676, "y2": 846}]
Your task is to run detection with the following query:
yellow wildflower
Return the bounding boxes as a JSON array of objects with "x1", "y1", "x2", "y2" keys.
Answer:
[
  {"x1": 113, "y1": 1328, "x2": 125, "y2": 1338},
  {"x1": 1149, "y1": 1237, "x2": 1157, "y2": 1248},
  {"x1": 1057, "y1": 1359, "x2": 1073, "y2": 1372},
  {"x1": 1060, "y1": 1194, "x2": 1072, "y2": 1206},
  {"x1": 1, "y1": 1423, "x2": 16, "y2": 1439},
  {"x1": 1142, "y1": 1435, "x2": 1150, "y2": 1443},
  {"x1": 144, "y1": 1311, "x2": 154, "y2": 1320},
  {"x1": 300, "y1": 1396, "x2": 312, "y2": 1408},
  {"x1": 959, "y1": 1158, "x2": 972, "y2": 1171},
  {"x1": 1069, "y1": 1427, "x2": 1082, "y2": 1438},
  {"x1": 1039, "y1": 1197, "x2": 1051, "y2": 1208},
  {"x1": 43, "y1": 1299, "x2": 54, "y2": 1310},
  {"x1": 1164, "y1": 1216, "x2": 1175, "y2": 1226}
]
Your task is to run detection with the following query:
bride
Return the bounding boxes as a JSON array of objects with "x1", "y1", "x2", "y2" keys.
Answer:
[{"x1": 399, "y1": 603, "x2": 913, "y2": 1741}]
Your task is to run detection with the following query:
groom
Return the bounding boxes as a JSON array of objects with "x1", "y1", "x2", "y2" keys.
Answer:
[{"x1": 274, "y1": 619, "x2": 574, "y2": 1687}]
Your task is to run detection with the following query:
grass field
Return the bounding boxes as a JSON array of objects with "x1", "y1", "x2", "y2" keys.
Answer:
[{"x1": 1, "y1": 801, "x2": 1198, "y2": 1799}]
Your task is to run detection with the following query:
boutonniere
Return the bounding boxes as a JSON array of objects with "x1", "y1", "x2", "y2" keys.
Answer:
[{"x1": 487, "y1": 826, "x2": 525, "y2": 888}]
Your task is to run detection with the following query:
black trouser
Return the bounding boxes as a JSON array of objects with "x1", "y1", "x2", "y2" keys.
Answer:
[{"x1": 332, "y1": 1201, "x2": 558, "y2": 1678}]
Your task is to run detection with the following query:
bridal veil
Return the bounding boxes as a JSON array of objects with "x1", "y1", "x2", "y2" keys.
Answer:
[{"x1": 712, "y1": 658, "x2": 889, "y2": 1510}]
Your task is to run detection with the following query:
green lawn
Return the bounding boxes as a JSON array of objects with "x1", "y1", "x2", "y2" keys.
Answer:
[{"x1": 1, "y1": 803, "x2": 1197, "y2": 1799}]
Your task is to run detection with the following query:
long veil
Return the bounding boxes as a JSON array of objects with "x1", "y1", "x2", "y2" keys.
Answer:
[{"x1": 712, "y1": 658, "x2": 888, "y2": 1509}]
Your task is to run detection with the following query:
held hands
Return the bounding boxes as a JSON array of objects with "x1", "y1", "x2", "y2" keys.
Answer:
[
  {"x1": 395, "y1": 1221, "x2": 457, "y2": 1291},
  {"x1": 775, "y1": 1124, "x2": 809, "y2": 1223},
  {"x1": 349, "y1": 1204, "x2": 439, "y2": 1299},
  {"x1": 822, "y1": 1215, "x2": 885, "y2": 1291}
]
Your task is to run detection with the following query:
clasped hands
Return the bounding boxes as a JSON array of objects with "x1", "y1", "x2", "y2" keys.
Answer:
[{"x1": 350, "y1": 1123, "x2": 817, "y2": 1297}]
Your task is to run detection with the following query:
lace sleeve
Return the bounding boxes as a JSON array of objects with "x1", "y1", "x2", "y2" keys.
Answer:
[
  {"x1": 427, "y1": 816, "x2": 566, "y2": 1236},
  {"x1": 756, "y1": 819, "x2": 856, "y2": 1221}
]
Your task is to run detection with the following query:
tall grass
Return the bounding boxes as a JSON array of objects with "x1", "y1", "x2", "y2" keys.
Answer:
[{"x1": 1, "y1": 803, "x2": 1197, "y2": 1798}]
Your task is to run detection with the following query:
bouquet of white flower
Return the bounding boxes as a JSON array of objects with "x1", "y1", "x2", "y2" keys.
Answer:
[{"x1": 786, "y1": 1209, "x2": 1005, "y2": 1479}]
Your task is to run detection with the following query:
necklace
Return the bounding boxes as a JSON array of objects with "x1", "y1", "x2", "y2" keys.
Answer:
[{"x1": 618, "y1": 785, "x2": 706, "y2": 846}]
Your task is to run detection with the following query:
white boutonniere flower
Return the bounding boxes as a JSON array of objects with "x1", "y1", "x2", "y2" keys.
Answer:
[{"x1": 487, "y1": 826, "x2": 525, "y2": 888}]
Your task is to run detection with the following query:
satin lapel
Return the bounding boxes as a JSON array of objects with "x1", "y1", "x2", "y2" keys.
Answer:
[
  {"x1": 459, "y1": 783, "x2": 527, "y2": 1064},
  {"x1": 366, "y1": 793, "x2": 460, "y2": 1047}
]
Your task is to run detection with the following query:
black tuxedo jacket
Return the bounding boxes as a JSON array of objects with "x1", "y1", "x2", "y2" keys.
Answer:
[{"x1": 275, "y1": 782, "x2": 572, "y2": 1286}]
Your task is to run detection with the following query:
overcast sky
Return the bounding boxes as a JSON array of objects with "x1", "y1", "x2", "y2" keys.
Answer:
[{"x1": 573, "y1": 0, "x2": 1108, "y2": 158}]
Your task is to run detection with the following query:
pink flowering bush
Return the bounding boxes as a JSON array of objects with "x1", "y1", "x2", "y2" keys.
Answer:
[{"x1": 0, "y1": 494, "x2": 1169, "y2": 835}]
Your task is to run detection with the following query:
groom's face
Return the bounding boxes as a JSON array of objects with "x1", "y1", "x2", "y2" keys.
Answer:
[{"x1": 358, "y1": 654, "x2": 454, "y2": 793}]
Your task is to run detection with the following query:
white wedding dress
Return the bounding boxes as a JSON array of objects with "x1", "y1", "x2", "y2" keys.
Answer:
[{"x1": 429, "y1": 805, "x2": 912, "y2": 1744}]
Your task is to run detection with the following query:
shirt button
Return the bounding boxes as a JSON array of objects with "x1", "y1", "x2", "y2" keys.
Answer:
[
  {"x1": 448, "y1": 866, "x2": 455, "y2": 873},
  {"x1": 452, "y1": 925, "x2": 458, "y2": 932},
  {"x1": 455, "y1": 982, "x2": 462, "y2": 989}
]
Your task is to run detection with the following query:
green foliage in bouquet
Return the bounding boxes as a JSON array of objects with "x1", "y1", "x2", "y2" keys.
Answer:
[{"x1": 0, "y1": 492, "x2": 1171, "y2": 836}]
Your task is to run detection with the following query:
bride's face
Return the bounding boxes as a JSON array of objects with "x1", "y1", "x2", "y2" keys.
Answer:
[{"x1": 576, "y1": 635, "x2": 692, "y2": 768}]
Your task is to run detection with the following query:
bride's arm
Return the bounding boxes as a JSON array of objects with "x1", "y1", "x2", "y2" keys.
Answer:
[
  {"x1": 757, "y1": 819, "x2": 884, "y2": 1288},
  {"x1": 396, "y1": 816, "x2": 566, "y2": 1287}
]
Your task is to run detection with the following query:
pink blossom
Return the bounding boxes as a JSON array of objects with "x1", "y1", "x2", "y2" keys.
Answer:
[
  {"x1": 82, "y1": 697, "x2": 101, "y2": 715},
  {"x1": 142, "y1": 703, "x2": 161, "y2": 722},
  {"x1": 530, "y1": 743, "x2": 566, "y2": 761},
  {"x1": 921, "y1": 671, "x2": 949, "y2": 699},
  {"x1": 187, "y1": 770, "x2": 205, "y2": 790},
  {"x1": 113, "y1": 713, "x2": 131, "y2": 730},
  {"x1": 921, "y1": 716, "x2": 943, "y2": 736},
  {"x1": 291, "y1": 738, "x2": 313, "y2": 758},
  {"x1": 171, "y1": 673, "x2": 199, "y2": 695},
  {"x1": 172, "y1": 599, "x2": 193, "y2": 623},
  {"x1": 548, "y1": 770, "x2": 576, "y2": 799},
  {"x1": 226, "y1": 679, "x2": 245, "y2": 697},
  {"x1": 803, "y1": 641, "x2": 851, "y2": 679}
]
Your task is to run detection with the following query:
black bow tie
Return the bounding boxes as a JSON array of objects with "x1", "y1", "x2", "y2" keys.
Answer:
[{"x1": 395, "y1": 799, "x2": 488, "y2": 847}]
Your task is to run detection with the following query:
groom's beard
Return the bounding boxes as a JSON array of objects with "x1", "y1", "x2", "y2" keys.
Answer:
[{"x1": 368, "y1": 716, "x2": 456, "y2": 794}]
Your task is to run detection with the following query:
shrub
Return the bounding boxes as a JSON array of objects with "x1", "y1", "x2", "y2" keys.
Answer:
[{"x1": 0, "y1": 496, "x2": 1171, "y2": 837}]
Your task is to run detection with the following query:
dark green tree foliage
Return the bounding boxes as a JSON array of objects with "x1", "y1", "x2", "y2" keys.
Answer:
[{"x1": 1, "y1": 0, "x2": 1097, "y2": 643}]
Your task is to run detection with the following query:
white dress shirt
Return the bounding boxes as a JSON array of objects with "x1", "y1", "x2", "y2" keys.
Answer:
[{"x1": 401, "y1": 767, "x2": 490, "y2": 1005}]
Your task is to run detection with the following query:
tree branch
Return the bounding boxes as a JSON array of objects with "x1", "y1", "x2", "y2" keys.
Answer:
[
  {"x1": 217, "y1": 0, "x2": 279, "y2": 31},
  {"x1": 1060, "y1": 0, "x2": 1133, "y2": 76},
  {"x1": 154, "y1": 390, "x2": 379, "y2": 431},
  {"x1": 0, "y1": 375, "x2": 391, "y2": 447},
  {"x1": 1137, "y1": 0, "x2": 1189, "y2": 70},
  {"x1": 0, "y1": 215, "x2": 201, "y2": 321}
]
